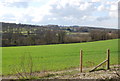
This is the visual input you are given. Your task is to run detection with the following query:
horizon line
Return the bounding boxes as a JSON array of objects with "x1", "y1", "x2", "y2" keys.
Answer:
[{"x1": 0, "y1": 21, "x2": 119, "y2": 29}]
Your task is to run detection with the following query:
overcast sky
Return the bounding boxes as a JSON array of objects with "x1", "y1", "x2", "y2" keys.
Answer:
[{"x1": 0, "y1": 0, "x2": 119, "y2": 28}]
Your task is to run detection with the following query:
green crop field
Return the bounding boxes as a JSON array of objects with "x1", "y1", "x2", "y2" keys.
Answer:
[{"x1": 2, "y1": 39, "x2": 119, "y2": 75}]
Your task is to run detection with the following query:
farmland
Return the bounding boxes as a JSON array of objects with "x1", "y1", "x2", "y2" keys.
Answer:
[
  {"x1": 2, "y1": 22, "x2": 119, "y2": 47},
  {"x1": 2, "y1": 39, "x2": 119, "y2": 75}
]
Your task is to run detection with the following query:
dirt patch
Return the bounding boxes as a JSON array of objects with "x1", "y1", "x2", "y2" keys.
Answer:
[{"x1": 1, "y1": 65, "x2": 120, "y2": 79}]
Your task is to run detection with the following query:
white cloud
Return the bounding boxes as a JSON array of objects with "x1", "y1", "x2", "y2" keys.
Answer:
[
  {"x1": 110, "y1": 4, "x2": 117, "y2": 11},
  {"x1": 92, "y1": 0, "x2": 100, "y2": 2},
  {"x1": 0, "y1": 0, "x2": 119, "y2": 28},
  {"x1": 109, "y1": 11, "x2": 118, "y2": 18},
  {"x1": 79, "y1": 2, "x2": 93, "y2": 10},
  {"x1": 97, "y1": 5, "x2": 105, "y2": 11},
  {"x1": 4, "y1": 2, "x2": 29, "y2": 8},
  {"x1": 30, "y1": 3, "x2": 52, "y2": 23},
  {"x1": 2, "y1": 0, "x2": 37, "y2": 2},
  {"x1": 109, "y1": 3, "x2": 118, "y2": 18},
  {"x1": 96, "y1": 16, "x2": 110, "y2": 21}
]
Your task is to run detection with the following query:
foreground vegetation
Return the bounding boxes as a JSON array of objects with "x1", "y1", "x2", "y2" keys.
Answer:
[{"x1": 2, "y1": 39, "x2": 119, "y2": 75}]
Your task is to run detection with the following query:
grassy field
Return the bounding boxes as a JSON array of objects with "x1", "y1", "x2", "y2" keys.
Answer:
[{"x1": 2, "y1": 39, "x2": 119, "y2": 75}]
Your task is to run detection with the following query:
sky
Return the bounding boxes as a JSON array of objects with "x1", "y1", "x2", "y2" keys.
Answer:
[{"x1": 0, "y1": 0, "x2": 119, "y2": 29}]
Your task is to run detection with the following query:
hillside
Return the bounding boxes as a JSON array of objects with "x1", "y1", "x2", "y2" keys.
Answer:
[
  {"x1": 2, "y1": 39, "x2": 119, "y2": 75},
  {"x1": 1, "y1": 22, "x2": 119, "y2": 47}
]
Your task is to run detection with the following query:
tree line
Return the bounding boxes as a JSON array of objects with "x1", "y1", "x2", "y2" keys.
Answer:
[{"x1": 1, "y1": 22, "x2": 119, "y2": 47}]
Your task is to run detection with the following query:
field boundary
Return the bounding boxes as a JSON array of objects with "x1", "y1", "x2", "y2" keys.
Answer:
[{"x1": 80, "y1": 49, "x2": 111, "y2": 72}]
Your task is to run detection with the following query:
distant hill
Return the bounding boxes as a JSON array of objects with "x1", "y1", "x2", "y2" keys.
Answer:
[
  {"x1": 1, "y1": 22, "x2": 119, "y2": 47},
  {"x1": 1, "y1": 22, "x2": 118, "y2": 33}
]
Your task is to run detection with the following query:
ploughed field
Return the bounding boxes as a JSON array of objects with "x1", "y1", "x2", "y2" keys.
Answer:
[{"x1": 2, "y1": 39, "x2": 119, "y2": 75}]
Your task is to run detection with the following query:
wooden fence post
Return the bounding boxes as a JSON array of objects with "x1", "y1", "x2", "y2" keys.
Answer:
[
  {"x1": 80, "y1": 50, "x2": 83, "y2": 72},
  {"x1": 106, "y1": 49, "x2": 110, "y2": 69}
]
